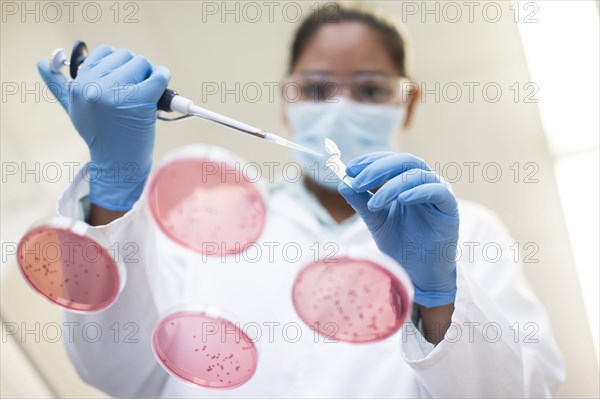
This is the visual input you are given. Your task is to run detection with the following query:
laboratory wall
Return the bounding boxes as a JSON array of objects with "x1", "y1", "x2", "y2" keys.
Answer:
[{"x1": 1, "y1": 1, "x2": 598, "y2": 398}]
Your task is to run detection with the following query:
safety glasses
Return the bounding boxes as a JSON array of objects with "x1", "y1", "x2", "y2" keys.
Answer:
[{"x1": 283, "y1": 73, "x2": 413, "y2": 105}]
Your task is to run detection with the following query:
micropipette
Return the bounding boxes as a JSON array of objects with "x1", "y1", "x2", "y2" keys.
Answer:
[
  {"x1": 162, "y1": 91, "x2": 323, "y2": 157},
  {"x1": 49, "y1": 40, "x2": 323, "y2": 158}
]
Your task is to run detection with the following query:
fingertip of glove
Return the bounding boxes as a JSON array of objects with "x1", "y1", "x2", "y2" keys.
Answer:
[
  {"x1": 366, "y1": 200, "x2": 380, "y2": 212},
  {"x1": 96, "y1": 44, "x2": 115, "y2": 53},
  {"x1": 153, "y1": 65, "x2": 171, "y2": 82},
  {"x1": 37, "y1": 59, "x2": 50, "y2": 74},
  {"x1": 349, "y1": 176, "x2": 368, "y2": 192},
  {"x1": 337, "y1": 181, "x2": 352, "y2": 196},
  {"x1": 345, "y1": 164, "x2": 359, "y2": 177},
  {"x1": 338, "y1": 182, "x2": 369, "y2": 201},
  {"x1": 338, "y1": 182, "x2": 363, "y2": 202}
]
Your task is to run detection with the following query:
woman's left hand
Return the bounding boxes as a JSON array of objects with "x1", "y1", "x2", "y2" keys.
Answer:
[{"x1": 338, "y1": 151, "x2": 460, "y2": 308}]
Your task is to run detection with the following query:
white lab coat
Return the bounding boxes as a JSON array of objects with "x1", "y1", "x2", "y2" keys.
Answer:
[{"x1": 59, "y1": 145, "x2": 565, "y2": 398}]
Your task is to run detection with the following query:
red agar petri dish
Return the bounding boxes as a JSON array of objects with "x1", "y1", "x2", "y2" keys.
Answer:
[
  {"x1": 152, "y1": 311, "x2": 258, "y2": 389},
  {"x1": 292, "y1": 257, "x2": 412, "y2": 343},
  {"x1": 147, "y1": 158, "x2": 266, "y2": 255},
  {"x1": 17, "y1": 226, "x2": 120, "y2": 312}
]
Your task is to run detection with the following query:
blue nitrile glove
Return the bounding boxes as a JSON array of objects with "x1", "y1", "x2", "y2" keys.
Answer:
[
  {"x1": 338, "y1": 151, "x2": 460, "y2": 308},
  {"x1": 37, "y1": 45, "x2": 171, "y2": 211}
]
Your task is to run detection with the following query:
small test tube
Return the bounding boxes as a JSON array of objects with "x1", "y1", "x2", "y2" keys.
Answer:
[
  {"x1": 324, "y1": 138, "x2": 374, "y2": 195},
  {"x1": 325, "y1": 155, "x2": 357, "y2": 188}
]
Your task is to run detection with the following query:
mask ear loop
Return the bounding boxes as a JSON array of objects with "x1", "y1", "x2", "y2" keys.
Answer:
[{"x1": 324, "y1": 139, "x2": 374, "y2": 196}]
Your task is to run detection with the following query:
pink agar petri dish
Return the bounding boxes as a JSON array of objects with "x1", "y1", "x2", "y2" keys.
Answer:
[
  {"x1": 152, "y1": 311, "x2": 258, "y2": 389},
  {"x1": 147, "y1": 158, "x2": 266, "y2": 255},
  {"x1": 292, "y1": 257, "x2": 412, "y2": 343},
  {"x1": 17, "y1": 226, "x2": 120, "y2": 312}
]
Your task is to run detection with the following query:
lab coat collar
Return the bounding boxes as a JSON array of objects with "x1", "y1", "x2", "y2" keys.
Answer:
[{"x1": 269, "y1": 179, "x2": 367, "y2": 242}]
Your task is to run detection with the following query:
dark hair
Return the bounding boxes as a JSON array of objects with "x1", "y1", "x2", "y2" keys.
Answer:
[{"x1": 289, "y1": 3, "x2": 410, "y2": 77}]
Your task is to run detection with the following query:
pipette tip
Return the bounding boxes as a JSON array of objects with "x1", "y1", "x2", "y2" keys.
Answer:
[{"x1": 264, "y1": 133, "x2": 324, "y2": 157}]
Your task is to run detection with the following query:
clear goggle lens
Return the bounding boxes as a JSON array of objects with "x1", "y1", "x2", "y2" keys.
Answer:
[{"x1": 285, "y1": 75, "x2": 413, "y2": 105}]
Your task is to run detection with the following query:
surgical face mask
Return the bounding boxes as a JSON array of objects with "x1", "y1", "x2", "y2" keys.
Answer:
[{"x1": 285, "y1": 97, "x2": 406, "y2": 190}]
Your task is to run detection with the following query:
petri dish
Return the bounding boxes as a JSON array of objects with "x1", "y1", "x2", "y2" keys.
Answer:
[
  {"x1": 146, "y1": 158, "x2": 266, "y2": 256},
  {"x1": 152, "y1": 308, "x2": 258, "y2": 389},
  {"x1": 292, "y1": 257, "x2": 412, "y2": 343},
  {"x1": 17, "y1": 218, "x2": 122, "y2": 312}
]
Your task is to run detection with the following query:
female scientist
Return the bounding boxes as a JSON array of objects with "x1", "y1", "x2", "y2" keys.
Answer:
[{"x1": 37, "y1": 3, "x2": 564, "y2": 398}]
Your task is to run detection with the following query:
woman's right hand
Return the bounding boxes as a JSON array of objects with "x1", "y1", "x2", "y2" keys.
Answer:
[{"x1": 37, "y1": 45, "x2": 170, "y2": 212}]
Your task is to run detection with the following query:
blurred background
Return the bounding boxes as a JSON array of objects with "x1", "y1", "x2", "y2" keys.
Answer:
[{"x1": 1, "y1": 0, "x2": 598, "y2": 397}]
